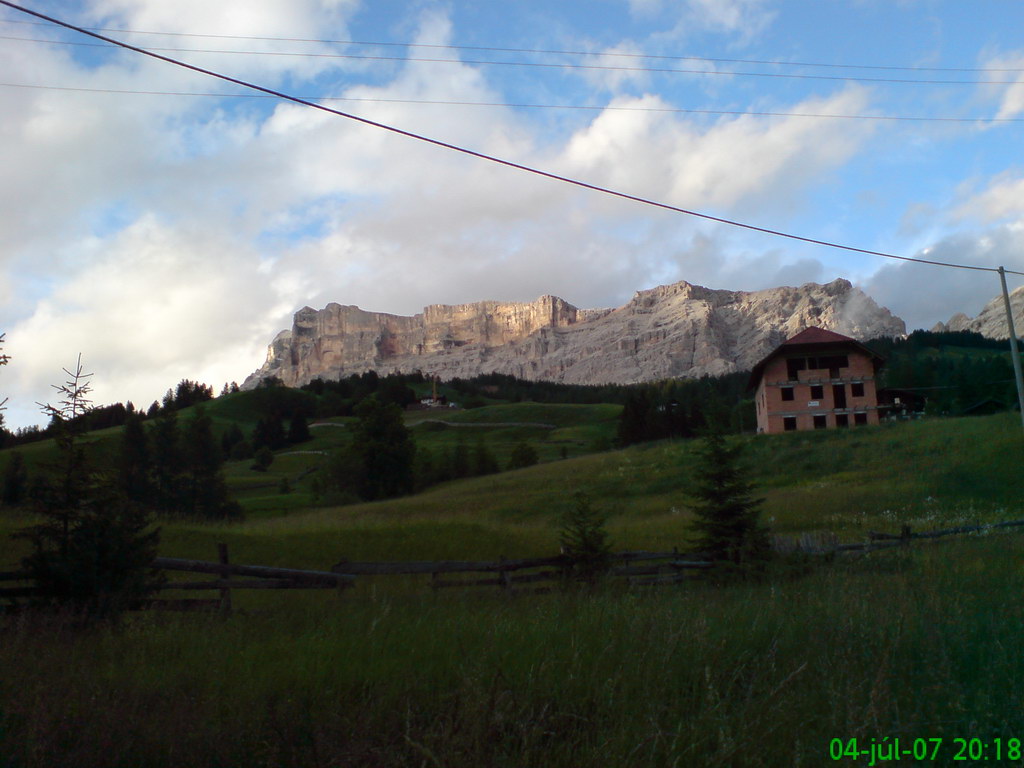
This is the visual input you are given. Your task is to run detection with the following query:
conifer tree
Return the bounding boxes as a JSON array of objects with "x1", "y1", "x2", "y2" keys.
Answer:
[
  {"x1": 182, "y1": 406, "x2": 241, "y2": 520},
  {"x1": 558, "y1": 492, "x2": 611, "y2": 584},
  {"x1": 1, "y1": 451, "x2": 27, "y2": 506},
  {"x1": 471, "y1": 437, "x2": 499, "y2": 476},
  {"x1": 350, "y1": 395, "x2": 415, "y2": 500},
  {"x1": 287, "y1": 413, "x2": 311, "y2": 444},
  {"x1": 687, "y1": 431, "x2": 770, "y2": 567},
  {"x1": 117, "y1": 410, "x2": 152, "y2": 505},
  {"x1": 151, "y1": 408, "x2": 184, "y2": 515},
  {"x1": 15, "y1": 357, "x2": 159, "y2": 617}
]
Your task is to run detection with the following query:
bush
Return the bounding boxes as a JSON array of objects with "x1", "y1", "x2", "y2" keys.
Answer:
[{"x1": 507, "y1": 442, "x2": 539, "y2": 470}]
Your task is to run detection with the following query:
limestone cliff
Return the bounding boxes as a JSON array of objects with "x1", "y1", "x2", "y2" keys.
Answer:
[
  {"x1": 243, "y1": 278, "x2": 906, "y2": 388},
  {"x1": 933, "y1": 285, "x2": 1024, "y2": 339}
]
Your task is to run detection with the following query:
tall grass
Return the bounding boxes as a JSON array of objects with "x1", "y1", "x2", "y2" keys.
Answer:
[{"x1": 2, "y1": 535, "x2": 1023, "y2": 767}]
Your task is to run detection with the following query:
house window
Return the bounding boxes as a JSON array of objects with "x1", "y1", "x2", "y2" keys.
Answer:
[
  {"x1": 813, "y1": 415, "x2": 827, "y2": 429},
  {"x1": 851, "y1": 382, "x2": 865, "y2": 398},
  {"x1": 786, "y1": 358, "x2": 806, "y2": 381},
  {"x1": 783, "y1": 417, "x2": 797, "y2": 432},
  {"x1": 835, "y1": 414, "x2": 849, "y2": 428},
  {"x1": 854, "y1": 412, "x2": 868, "y2": 426},
  {"x1": 810, "y1": 385, "x2": 824, "y2": 399},
  {"x1": 781, "y1": 387, "x2": 795, "y2": 401},
  {"x1": 833, "y1": 384, "x2": 847, "y2": 409}
]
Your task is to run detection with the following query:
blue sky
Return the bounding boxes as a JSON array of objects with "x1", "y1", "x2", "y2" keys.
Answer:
[{"x1": 2, "y1": 0, "x2": 1024, "y2": 430}]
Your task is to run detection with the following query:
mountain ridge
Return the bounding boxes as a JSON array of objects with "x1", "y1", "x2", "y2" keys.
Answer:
[{"x1": 243, "y1": 278, "x2": 907, "y2": 389}]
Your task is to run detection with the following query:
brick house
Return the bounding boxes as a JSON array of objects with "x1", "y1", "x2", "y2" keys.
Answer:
[{"x1": 748, "y1": 327, "x2": 885, "y2": 434}]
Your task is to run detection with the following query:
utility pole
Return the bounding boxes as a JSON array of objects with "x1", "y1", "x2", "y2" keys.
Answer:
[{"x1": 997, "y1": 267, "x2": 1024, "y2": 431}]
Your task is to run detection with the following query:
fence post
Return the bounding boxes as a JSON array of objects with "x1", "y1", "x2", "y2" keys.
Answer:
[
  {"x1": 217, "y1": 542, "x2": 232, "y2": 616},
  {"x1": 900, "y1": 525, "x2": 912, "y2": 546},
  {"x1": 499, "y1": 556, "x2": 511, "y2": 593}
]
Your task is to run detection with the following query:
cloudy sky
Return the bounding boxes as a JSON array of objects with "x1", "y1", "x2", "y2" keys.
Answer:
[{"x1": 2, "y1": 0, "x2": 1024, "y2": 429}]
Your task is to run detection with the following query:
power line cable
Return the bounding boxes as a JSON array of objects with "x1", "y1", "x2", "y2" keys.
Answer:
[
  {"x1": 4, "y1": 80, "x2": 1021, "y2": 124},
  {"x1": 2, "y1": 33, "x2": 1020, "y2": 86},
  {"x1": 1, "y1": 1, "x2": 1021, "y2": 278},
  {"x1": 3, "y1": 14, "x2": 1023, "y2": 74}
]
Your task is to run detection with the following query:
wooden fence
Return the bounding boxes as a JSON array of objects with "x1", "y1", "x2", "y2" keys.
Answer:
[
  {"x1": 5, "y1": 518, "x2": 1023, "y2": 612},
  {"x1": 0, "y1": 543, "x2": 354, "y2": 614},
  {"x1": 771, "y1": 517, "x2": 1024, "y2": 556},
  {"x1": 332, "y1": 550, "x2": 714, "y2": 592}
]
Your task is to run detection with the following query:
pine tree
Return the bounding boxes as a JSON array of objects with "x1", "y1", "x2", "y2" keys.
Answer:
[
  {"x1": 117, "y1": 410, "x2": 152, "y2": 505},
  {"x1": 558, "y1": 492, "x2": 611, "y2": 585},
  {"x1": 15, "y1": 357, "x2": 160, "y2": 617},
  {"x1": 1, "y1": 451, "x2": 27, "y2": 506},
  {"x1": 471, "y1": 437, "x2": 499, "y2": 476},
  {"x1": 182, "y1": 407, "x2": 241, "y2": 520},
  {"x1": 452, "y1": 438, "x2": 470, "y2": 479},
  {"x1": 350, "y1": 395, "x2": 415, "y2": 500},
  {"x1": 687, "y1": 431, "x2": 770, "y2": 567},
  {"x1": 151, "y1": 408, "x2": 183, "y2": 515},
  {"x1": 287, "y1": 413, "x2": 311, "y2": 444}
]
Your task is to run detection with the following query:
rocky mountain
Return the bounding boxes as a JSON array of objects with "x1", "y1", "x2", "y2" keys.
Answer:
[
  {"x1": 243, "y1": 278, "x2": 906, "y2": 389},
  {"x1": 933, "y1": 285, "x2": 1024, "y2": 339}
]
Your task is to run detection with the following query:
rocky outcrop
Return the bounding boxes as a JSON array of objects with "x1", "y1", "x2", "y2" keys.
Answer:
[
  {"x1": 933, "y1": 285, "x2": 1024, "y2": 339},
  {"x1": 243, "y1": 278, "x2": 906, "y2": 388}
]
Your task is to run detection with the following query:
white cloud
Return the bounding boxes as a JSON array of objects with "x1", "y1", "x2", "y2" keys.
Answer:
[
  {"x1": 559, "y1": 88, "x2": 874, "y2": 213},
  {"x1": 979, "y1": 52, "x2": 1024, "y2": 120},
  {"x1": 8, "y1": 217, "x2": 304, "y2": 414},
  {"x1": 955, "y1": 172, "x2": 1024, "y2": 223},
  {"x1": 865, "y1": 226, "x2": 1024, "y2": 331},
  {"x1": 84, "y1": 0, "x2": 361, "y2": 82},
  {"x1": 0, "y1": 5, "x2": 890, "y2": 429},
  {"x1": 684, "y1": 0, "x2": 774, "y2": 38}
]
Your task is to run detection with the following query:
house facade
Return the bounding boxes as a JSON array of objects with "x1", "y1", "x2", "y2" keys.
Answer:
[{"x1": 749, "y1": 327, "x2": 885, "y2": 434}]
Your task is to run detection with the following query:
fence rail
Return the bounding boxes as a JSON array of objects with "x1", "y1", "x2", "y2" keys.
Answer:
[{"x1": 5, "y1": 518, "x2": 1024, "y2": 611}]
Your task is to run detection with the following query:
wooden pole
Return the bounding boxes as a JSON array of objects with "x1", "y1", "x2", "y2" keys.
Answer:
[
  {"x1": 997, "y1": 267, "x2": 1024, "y2": 430},
  {"x1": 217, "y1": 542, "x2": 232, "y2": 616}
]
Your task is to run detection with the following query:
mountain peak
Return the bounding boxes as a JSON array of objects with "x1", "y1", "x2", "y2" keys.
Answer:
[{"x1": 243, "y1": 279, "x2": 905, "y2": 389}]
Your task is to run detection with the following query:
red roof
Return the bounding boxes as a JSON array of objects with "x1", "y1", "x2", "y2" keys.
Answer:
[
  {"x1": 778, "y1": 327, "x2": 857, "y2": 347},
  {"x1": 746, "y1": 326, "x2": 884, "y2": 390}
]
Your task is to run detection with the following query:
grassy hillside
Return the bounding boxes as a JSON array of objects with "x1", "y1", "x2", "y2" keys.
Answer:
[
  {"x1": 2, "y1": 410, "x2": 1023, "y2": 767},
  {"x1": 2, "y1": 410, "x2": 1020, "y2": 569}
]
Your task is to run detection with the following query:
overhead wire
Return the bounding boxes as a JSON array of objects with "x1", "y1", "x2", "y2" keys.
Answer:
[
  {"x1": 1, "y1": 0, "x2": 1021, "y2": 278},
  {"x1": 1, "y1": 33, "x2": 1021, "y2": 86},
  {"x1": 2, "y1": 14, "x2": 1023, "y2": 74},
  {"x1": 2, "y1": 81, "x2": 1021, "y2": 124}
]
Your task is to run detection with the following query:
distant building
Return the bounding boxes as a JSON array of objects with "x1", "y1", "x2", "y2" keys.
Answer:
[{"x1": 748, "y1": 327, "x2": 885, "y2": 434}]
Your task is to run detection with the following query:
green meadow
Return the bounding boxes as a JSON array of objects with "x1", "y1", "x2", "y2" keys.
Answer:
[{"x1": 1, "y1": 408, "x2": 1023, "y2": 766}]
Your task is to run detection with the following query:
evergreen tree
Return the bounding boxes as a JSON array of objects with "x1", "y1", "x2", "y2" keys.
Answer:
[
  {"x1": 687, "y1": 431, "x2": 770, "y2": 567},
  {"x1": 452, "y1": 438, "x2": 470, "y2": 479},
  {"x1": 350, "y1": 395, "x2": 415, "y2": 500},
  {"x1": 250, "y1": 446, "x2": 274, "y2": 472},
  {"x1": 287, "y1": 413, "x2": 311, "y2": 444},
  {"x1": 117, "y1": 410, "x2": 152, "y2": 505},
  {"x1": 471, "y1": 437, "x2": 499, "y2": 476},
  {"x1": 181, "y1": 407, "x2": 241, "y2": 520},
  {"x1": 413, "y1": 446, "x2": 437, "y2": 491},
  {"x1": 229, "y1": 439, "x2": 254, "y2": 461},
  {"x1": 1, "y1": 451, "x2": 27, "y2": 506},
  {"x1": 558, "y1": 491, "x2": 611, "y2": 585},
  {"x1": 616, "y1": 390, "x2": 652, "y2": 446},
  {"x1": 14, "y1": 357, "x2": 160, "y2": 617},
  {"x1": 220, "y1": 423, "x2": 244, "y2": 456},
  {"x1": 151, "y1": 408, "x2": 183, "y2": 515},
  {"x1": 252, "y1": 414, "x2": 287, "y2": 451}
]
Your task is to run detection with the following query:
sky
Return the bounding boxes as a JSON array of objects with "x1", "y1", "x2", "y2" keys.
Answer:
[{"x1": 2, "y1": 0, "x2": 1024, "y2": 430}]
